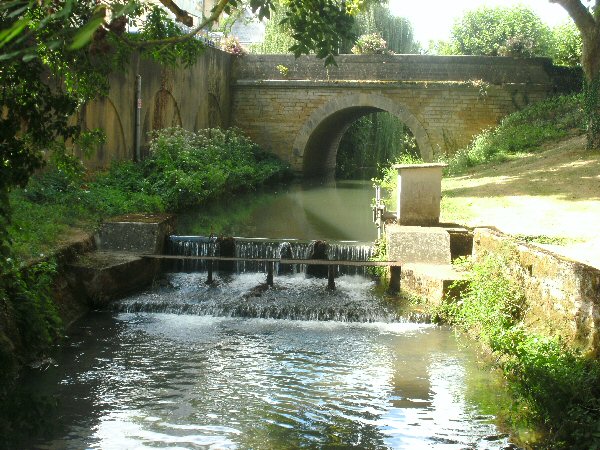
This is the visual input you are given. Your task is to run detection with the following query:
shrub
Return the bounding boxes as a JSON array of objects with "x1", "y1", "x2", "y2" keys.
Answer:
[
  {"x1": 221, "y1": 36, "x2": 246, "y2": 56},
  {"x1": 352, "y1": 33, "x2": 389, "y2": 55},
  {"x1": 450, "y1": 6, "x2": 551, "y2": 57},
  {"x1": 551, "y1": 21, "x2": 582, "y2": 67},
  {"x1": 445, "y1": 94, "x2": 585, "y2": 174}
]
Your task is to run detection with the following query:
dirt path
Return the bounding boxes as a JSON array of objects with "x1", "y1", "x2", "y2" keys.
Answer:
[{"x1": 441, "y1": 135, "x2": 600, "y2": 269}]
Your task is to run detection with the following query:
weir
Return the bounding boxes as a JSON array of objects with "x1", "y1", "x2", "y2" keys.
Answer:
[{"x1": 159, "y1": 235, "x2": 400, "y2": 292}]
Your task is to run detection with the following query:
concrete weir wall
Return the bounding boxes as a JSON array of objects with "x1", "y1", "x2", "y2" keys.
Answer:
[
  {"x1": 473, "y1": 228, "x2": 600, "y2": 356},
  {"x1": 78, "y1": 48, "x2": 233, "y2": 169}
]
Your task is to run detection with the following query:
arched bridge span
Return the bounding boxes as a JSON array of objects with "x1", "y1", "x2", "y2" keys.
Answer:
[{"x1": 231, "y1": 54, "x2": 579, "y2": 177}]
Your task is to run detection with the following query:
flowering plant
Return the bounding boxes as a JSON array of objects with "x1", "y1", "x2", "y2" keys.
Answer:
[
  {"x1": 351, "y1": 33, "x2": 388, "y2": 55},
  {"x1": 221, "y1": 36, "x2": 246, "y2": 56}
]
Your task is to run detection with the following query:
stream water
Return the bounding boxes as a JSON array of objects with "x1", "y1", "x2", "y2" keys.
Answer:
[{"x1": 14, "y1": 180, "x2": 528, "y2": 449}]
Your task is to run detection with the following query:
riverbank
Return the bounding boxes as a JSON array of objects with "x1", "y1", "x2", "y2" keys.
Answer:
[{"x1": 441, "y1": 134, "x2": 600, "y2": 269}]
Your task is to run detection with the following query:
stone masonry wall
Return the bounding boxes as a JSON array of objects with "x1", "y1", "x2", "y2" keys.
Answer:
[
  {"x1": 231, "y1": 55, "x2": 579, "y2": 174},
  {"x1": 79, "y1": 47, "x2": 233, "y2": 169},
  {"x1": 473, "y1": 227, "x2": 600, "y2": 356},
  {"x1": 233, "y1": 54, "x2": 580, "y2": 88},
  {"x1": 232, "y1": 80, "x2": 549, "y2": 171}
]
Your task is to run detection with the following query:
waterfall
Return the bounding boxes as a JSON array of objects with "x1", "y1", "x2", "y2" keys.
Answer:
[
  {"x1": 167, "y1": 236, "x2": 374, "y2": 276},
  {"x1": 122, "y1": 236, "x2": 410, "y2": 323}
]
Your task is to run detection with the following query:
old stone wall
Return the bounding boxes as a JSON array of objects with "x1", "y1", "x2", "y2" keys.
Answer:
[
  {"x1": 232, "y1": 80, "x2": 549, "y2": 172},
  {"x1": 234, "y1": 54, "x2": 581, "y2": 87},
  {"x1": 79, "y1": 47, "x2": 233, "y2": 169},
  {"x1": 473, "y1": 227, "x2": 600, "y2": 356}
]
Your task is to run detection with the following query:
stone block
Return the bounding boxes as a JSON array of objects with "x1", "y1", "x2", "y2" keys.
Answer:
[
  {"x1": 393, "y1": 163, "x2": 447, "y2": 226},
  {"x1": 400, "y1": 263, "x2": 467, "y2": 305},
  {"x1": 386, "y1": 225, "x2": 451, "y2": 265},
  {"x1": 67, "y1": 252, "x2": 160, "y2": 305},
  {"x1": 95, "y1": 213, "x2": 176, "y2": 254}
]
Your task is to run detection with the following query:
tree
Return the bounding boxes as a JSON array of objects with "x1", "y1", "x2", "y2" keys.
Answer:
[
  {"x1": 449, "y1": 6, "x2": 552, "y2": 57},
  {"x1": 550, "y1": 0, "x2": 600, "y2": 148},
  {"x1": 551, "y1": 21, "x2": 583, "y2": 67}
]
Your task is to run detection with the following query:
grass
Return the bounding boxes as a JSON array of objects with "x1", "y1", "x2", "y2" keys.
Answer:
[
  {"x1": 8, "y1": 127, "x2": 290, "y2": 263},
  {"x1": 445, "y1": 93, "x2": 586, "y2": 175}
]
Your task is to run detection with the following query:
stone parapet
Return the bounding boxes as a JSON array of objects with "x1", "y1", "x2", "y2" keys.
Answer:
[
  {"x1": 473, "y1": 227, "x2": 600, "y2": 356},
  {"x1": 386, "y1": 225, "x2": 451, "y2": 265}
]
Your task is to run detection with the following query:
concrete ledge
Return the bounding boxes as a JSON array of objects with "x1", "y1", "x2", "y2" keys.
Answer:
[
  {"x1": 95, "y1": 214, "x2": 176, "y2": 254},
  {"x1": 401, "y1": 263, "x2": 467, "y2": 305},
  {"x1": 67, "y1": 251, "x2": 160, "y2": 306},
  {"x1": 386, "y1": 225, "x2": 451, "y2": 265}
]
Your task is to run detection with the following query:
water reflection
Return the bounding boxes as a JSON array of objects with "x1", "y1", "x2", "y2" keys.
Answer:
[
  {"x1": 22, "y1": 311, "x2": 518, "y2": 449},
  {"x1": 177, "y1": 180, "x2": 378, "y2": 242}
]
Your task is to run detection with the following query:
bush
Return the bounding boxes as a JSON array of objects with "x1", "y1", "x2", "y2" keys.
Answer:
[
  {"x1": 551, "y1": 21, "x2": 582, "y2": 67},
  {"x1": 450, "y1": 6, "x2": 551, "y2": 57},
  {"x1": 352, "y1": 33, "x2": 389, "y2": 55},
  {"x1": 221, "y1": 36, "x2": 246, "y2": 56},
  {"x1": 446, "y1": 94, "x2": 585, "y2": 174}
]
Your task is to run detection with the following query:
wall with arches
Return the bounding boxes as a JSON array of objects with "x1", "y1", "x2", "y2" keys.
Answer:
[{"x1": 78, "y1": 47, "x2": 233, "y2": 168}]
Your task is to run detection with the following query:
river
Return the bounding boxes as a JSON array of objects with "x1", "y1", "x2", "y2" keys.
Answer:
[{"x1": 14, "y1": 180, "x2": 531, "y2": 449}]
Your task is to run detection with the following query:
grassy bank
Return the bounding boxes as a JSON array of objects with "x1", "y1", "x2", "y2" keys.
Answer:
[
  {"x1": 9, "y1": 127, "x2": 290, "y2": 262},
  {"x1": 433, "y1": 255, "x2": 600, "y2": 448}
]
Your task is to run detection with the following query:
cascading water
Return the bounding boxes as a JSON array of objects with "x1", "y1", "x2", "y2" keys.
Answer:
[
  {"x1": 167, "y1": 235, "x2": 374, "y2": 276},
  {"x1": 122, "y1": 236, "x2": 394, "y2": 322}
]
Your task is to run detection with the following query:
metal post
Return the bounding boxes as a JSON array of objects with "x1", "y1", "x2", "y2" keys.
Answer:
[
  {"x1": 206, "y1": 260, "x2": 213, "y2": 284},
  {"x1": 267, "y1": 261, "x2": 274, "y2": 286},
  {"x1": 327, "y1": 265, "x2": 336, "y2": 290},
  {"x1": 134, "y1": 74, "x2": 142, "y2": 162},
  {"x1": 388, "y1": 266, "x2": 401, "y2": 294}
]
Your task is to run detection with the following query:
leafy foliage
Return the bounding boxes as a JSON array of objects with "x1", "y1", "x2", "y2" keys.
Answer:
[
  {"x1": 445, "y1": 94, "x2": 585, "y2": 174},
  {"x1": 337, "y1": 113, "x2": 420, "y2": 179},
  {"x1": 9, "y1": 127, "x2": 290, "y2": 261},
  {"x1": 551, "y1": 21, "x2": 583, "y2": 67},
  {"x1": 435, "y1": 255, "x2": 600, "y2": 448},
  {"x1": 354, "y1": 4, "x2": 420, "y2": 54},
  {"x1": 449, "y1": 6, "x2": 552, "y2": 57},
  {"x1": 351, "y1": 32, "x2": 388, "y2": 55}
]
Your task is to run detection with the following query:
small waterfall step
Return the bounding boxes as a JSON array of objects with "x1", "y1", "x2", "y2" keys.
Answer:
[{"x1": 166, "y1": 235, "x2": 376, "y2": 276}]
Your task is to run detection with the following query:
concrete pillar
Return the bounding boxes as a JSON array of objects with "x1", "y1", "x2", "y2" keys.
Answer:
[{"x1": 393, "y1": 163, "x2": 447, "y2": 226}]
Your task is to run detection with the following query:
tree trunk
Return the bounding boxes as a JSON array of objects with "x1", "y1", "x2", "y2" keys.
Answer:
[{"x1": 582, "y1": 29, "x2": 600, "y2": 149}]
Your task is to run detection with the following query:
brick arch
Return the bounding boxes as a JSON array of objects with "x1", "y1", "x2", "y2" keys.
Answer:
[{"x1": 292, "y1": 94, "x2": 433, "y2": 177}]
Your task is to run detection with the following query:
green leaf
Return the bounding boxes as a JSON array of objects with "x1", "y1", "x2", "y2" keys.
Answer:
[{"x1": 68, "y1": 16, "x2": 104, "y2": 50}]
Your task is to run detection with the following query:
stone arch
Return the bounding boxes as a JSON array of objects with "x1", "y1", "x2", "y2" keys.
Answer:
[
  {"x1": 292, "y1": 93, "x2": 433, "y2": 177},
  {"x1": 78, "y1": 96, "x2": 127, "y2": 169}
]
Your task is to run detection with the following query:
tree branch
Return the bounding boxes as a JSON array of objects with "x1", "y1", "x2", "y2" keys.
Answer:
[
  {"x1": 121, "y1": 0, "x2": 231, "y2": 49},
  {"x1": 549, "y1": 0, "x2": 596, "y2": 34},
  {"x1": 157, "y1": 0, "x2": 193, "y2": 27}
]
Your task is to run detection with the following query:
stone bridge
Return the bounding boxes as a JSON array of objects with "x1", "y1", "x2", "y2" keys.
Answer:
[
  {"x1": 82, "y1": 49, "x2": 579, "y2": 177},
  {"x1": 231, "y1": 54, "x2": 578, "y2": 176}
]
